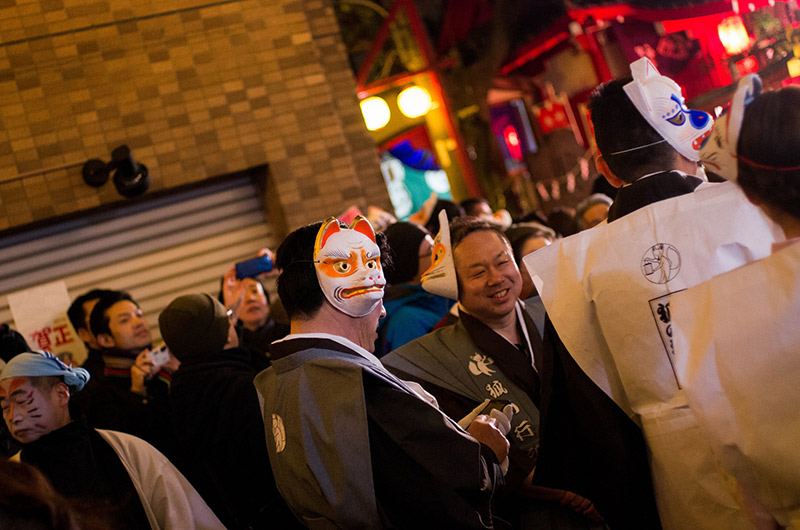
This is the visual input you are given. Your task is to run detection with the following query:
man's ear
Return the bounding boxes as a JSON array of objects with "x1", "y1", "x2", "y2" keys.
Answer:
[
  {"x1": 96, "y1": 333, "x2": 116, "y2": 349},
  {"x1": 52, "y1": 382, "x2": 71, "y2": 407},
  {"x1": 77, "y1": 328, "x2": 93, "y2": 344},
  {"x1": 595, "y1": 154, "x2": 625, "y2": 189}
]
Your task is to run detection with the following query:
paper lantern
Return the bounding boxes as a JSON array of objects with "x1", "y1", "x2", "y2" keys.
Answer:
[{"x1": 718, "y1": 15, "x2": 750, "y2": 56}]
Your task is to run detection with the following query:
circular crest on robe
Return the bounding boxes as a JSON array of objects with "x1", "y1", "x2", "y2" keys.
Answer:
[{"x1": 641, "y1": 243, "x2": 681, "y2": 284}]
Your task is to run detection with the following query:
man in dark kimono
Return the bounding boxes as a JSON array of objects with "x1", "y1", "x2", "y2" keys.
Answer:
[
  {"x1": 384, "y1": 212, "x2": 660, "y2": 529},
  {"x1": 254, "y1": 216, "x2": 510, "y2": 529}
]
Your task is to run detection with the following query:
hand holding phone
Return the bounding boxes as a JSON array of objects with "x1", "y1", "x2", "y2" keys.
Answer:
[
  {"x1": 235, "y1": 255, "x2": 273, "y2": 279},
  {"x1": 147, "y1": 345, "x2": 171, "y2": 372}
]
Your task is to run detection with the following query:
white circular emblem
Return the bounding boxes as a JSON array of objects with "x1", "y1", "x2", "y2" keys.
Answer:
[
  {"x1": 641, "y1": 243, "x2": 681, "y2": 284},
  {"x1": 272, "y1": 413, "x2": 286, "y2": 453}
]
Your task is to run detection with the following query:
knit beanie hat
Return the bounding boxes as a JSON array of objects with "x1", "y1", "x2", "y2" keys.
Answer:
[
  {"x1": 383, "y1": 222, "x2": 429, "y2": 285},
  {"x1": 158, "y1": 294, "x2": 230, "y2": 362}
]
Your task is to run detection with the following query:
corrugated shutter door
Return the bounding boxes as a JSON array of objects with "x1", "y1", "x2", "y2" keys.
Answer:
[{"x1": 0, "y1": 175, "x2": 276, "y2": 353}]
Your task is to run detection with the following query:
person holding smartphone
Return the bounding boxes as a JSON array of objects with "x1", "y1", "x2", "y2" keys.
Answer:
[
  {"x1": 80, "y1": 290, "x2": 179, "y2": 460},
  {"x1": 219, "y1": 249, "x2": 289, "y2": 372}
]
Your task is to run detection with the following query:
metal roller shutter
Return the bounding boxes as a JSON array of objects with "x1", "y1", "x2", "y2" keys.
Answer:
[{"x1": 0, "y1": 173, "x2": 276, "y2": 357}]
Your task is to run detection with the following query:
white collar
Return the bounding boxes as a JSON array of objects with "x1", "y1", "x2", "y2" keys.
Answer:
[
  {"x1": 624, "y1": 169, "x2": 690, "y2": 187},
  {"x1": 275, "y1": 333, "x2": 440, "y2": 407},
  {"x1": 273, "y1": 333, "x2": 384, "y2": 370},
  {"x1": 515, "y1": 300, "x2": 537, "y2": 373}
]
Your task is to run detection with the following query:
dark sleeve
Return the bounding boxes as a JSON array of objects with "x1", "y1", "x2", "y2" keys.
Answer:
[
  {"x1": 362, "y1": 372, "x2": 503, "y2": 530},
  {"x1": 385, "y1": 366, "x2": 534, "y2": 490},
  {"x1": 535, "y1": 316, "x2": 662, "y2": 530},
  {"x1": 85, "y1": 378, "x2": 176, "y2": 460}
]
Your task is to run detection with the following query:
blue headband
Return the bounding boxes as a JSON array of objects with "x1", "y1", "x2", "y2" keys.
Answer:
[{"x1": 1, "y1": 351, "x2": 90, "y2": 391}]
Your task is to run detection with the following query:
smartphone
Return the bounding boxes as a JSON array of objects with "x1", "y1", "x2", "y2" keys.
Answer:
[
  {"x1": 235, "y1": 255, "x2": 273, "y2": 279},
  {"x1": 148, "y1": 345, "x2": 170, "y2": 371}
]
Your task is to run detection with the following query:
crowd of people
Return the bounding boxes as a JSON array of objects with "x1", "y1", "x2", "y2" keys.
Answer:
[{"x1": 0, "y1": 57, "x2": 797, "y2": 529}]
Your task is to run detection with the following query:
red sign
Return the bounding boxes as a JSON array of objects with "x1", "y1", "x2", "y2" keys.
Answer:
[
  {"x1": 735, "y1": 56, "x2": 759, "y2": 77},
  {"x1": 534, "y1": 102, "x2": 571, "y2": 135},
  {"x1": 29, "y1": 324, "x2": 75, "y2": 351}
]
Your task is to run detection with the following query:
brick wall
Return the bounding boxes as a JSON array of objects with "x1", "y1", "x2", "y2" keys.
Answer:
[{"x1": 0, "y1": 0, "x2": 390, "y2": 234}]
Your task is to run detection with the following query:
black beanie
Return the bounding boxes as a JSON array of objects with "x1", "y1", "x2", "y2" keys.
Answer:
[
  {"x1": 158, "y1": 294, "x2": 230, "y2": 363},
  {"x1": 383, "y1": 222, "x2": 429, "y2": 285}
]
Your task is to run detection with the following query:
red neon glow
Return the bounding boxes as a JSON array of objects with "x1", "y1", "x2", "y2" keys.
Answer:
[
  {"x1": 503, "y1": 125, "x2": 524, "y2": 161},
  {"x1": 506, "y1": 130, "x2": 519, "y2": 147}
]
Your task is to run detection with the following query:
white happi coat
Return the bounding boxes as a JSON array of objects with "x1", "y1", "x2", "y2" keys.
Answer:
[
  {"x1": 524, "y1": 181, "x2": 781, "y2": 530},
  {"x1": 672, "y1": 241, "x2": 800, "y2": 529}
]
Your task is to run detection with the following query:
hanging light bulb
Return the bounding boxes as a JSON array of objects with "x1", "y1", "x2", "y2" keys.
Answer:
[
  {"x1": 718, "y1": 15, "x2": 750, "y2": 56},
  {"x1": 360, "y1": 97, "x2": 391, "y2": 131},
  {"x1": 397, "y1": 86, "x2": 432, "y2": 119}
]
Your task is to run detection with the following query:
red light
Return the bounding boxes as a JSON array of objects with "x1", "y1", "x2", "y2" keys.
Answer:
[
  {"x1": 507, "y1": 131, "x2": 519, "y2": 147},
  {"x1": 718, "y1": 15, "x2": 750, "y2": 55},
  {"x1": 503, "y1": 125, "x2": 523, "y2": 161},
  {"x1": 735, "y1": 55, "x2": 758, "y2": 76}
]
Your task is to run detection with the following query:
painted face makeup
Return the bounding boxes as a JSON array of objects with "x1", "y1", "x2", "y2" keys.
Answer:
[
  {"x1": 313, "y1": 216, "x2": 386, "y2": 317},
  {"x1": 0, "y1": 377, "x2": 62, "y2": 443},
  {"x1": 624, "y1": 57, "x2": 714, "y2": 162}
]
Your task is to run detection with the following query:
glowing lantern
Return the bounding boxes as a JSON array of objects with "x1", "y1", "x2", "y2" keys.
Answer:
[
  {"x1": 360, "y1": 97, "x2": 391, "y2": 131},
  {"x1": 788, "y1": 57, "x2": 800, "y2": 79},
  {"x1": 397, "y1": 86, "x2": 432, "y2": 119},
  {"x1": 718, "y1": 15, "x2": 750, "y2": 56}
]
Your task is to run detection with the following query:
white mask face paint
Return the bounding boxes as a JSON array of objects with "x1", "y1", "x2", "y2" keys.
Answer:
[
  {"x1": 313, "y1": 216, "x2": 386, "y2": 317},
  {"x1": 420, "y1": 209, "x2": 458, "y2": 300},
  {"x1": 700, "y1": 74, "x2": 762, "y2": 181},
  {"x1": 624, "y1": 57, "x2": 714, "y2": 162}
]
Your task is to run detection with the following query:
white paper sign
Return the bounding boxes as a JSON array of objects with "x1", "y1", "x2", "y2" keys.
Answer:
[
  {"x1": 524, "y1": 181, "x2": 781, "y2": 530},
  {"x1": 7, "y1": 281, "x2": 86, "y2": 365},
  {"x1": 672, "y1": 241, "x2": 800, "y2": 528}
]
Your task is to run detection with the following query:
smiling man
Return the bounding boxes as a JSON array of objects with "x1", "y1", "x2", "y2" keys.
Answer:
[{"x1": 384, "y1": 213, "x2": 605, "y2": 529}]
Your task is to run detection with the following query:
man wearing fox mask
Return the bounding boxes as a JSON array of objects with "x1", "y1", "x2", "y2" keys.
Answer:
[
  {"x1": 253, "y1": 216, "x2": 510, "y2": 529},
  {"x1": 522, "y1": 60, "x2": 779, "y2": 530}
]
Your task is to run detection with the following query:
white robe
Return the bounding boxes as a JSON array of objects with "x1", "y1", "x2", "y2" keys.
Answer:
[
  {"x1": 524, "y1": 181, "x2": 781, "y2": 530},
  {"x1": 97, "y1": 429, "x2": 224, "y2": 530},
  {"x1": 672, "y1": 241, "x2": 800, "y2": 529}
]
